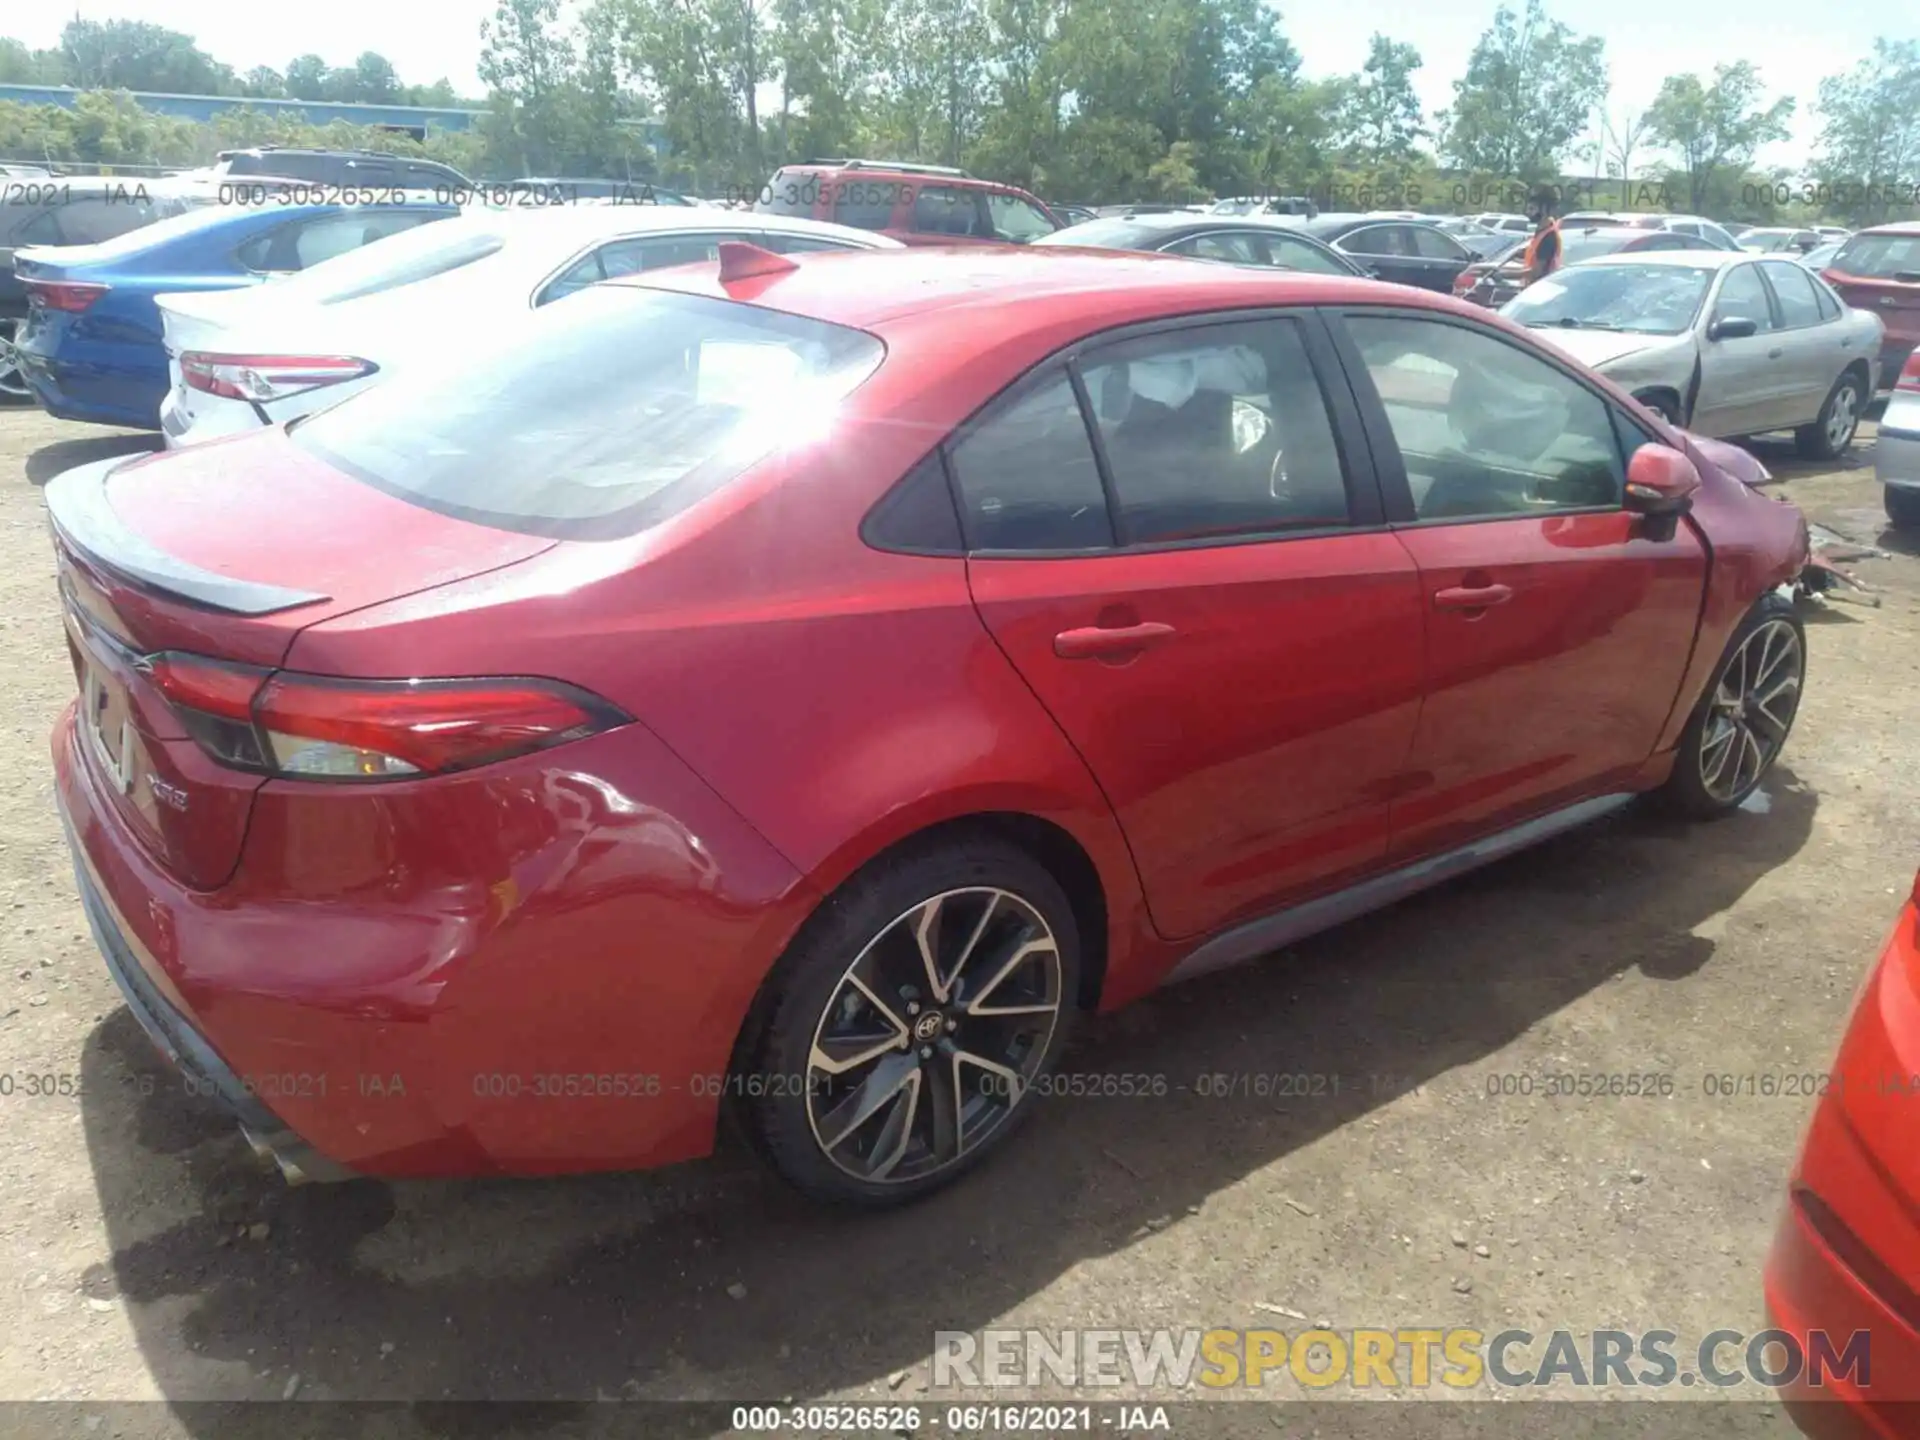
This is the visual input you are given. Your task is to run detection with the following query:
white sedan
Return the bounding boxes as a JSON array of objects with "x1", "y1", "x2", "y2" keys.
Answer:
[
  {"x1": 1502, "y1": 250, "x2": 1884, "y2": 459},
  {"x1": 155, "y1": 206, "x2": 898, "y2": 446}
]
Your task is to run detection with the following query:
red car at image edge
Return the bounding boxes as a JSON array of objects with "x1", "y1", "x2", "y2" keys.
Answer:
[
  {"x1": 49, "y1": 242, "x2": 1812, "y2": 1205},
  {"x1": 1767, "y1": 866, "x2": 1920, "y2": 1432}
]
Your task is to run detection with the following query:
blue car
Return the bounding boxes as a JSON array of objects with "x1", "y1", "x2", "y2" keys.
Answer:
[{"x1": 15, "y1": 198, "x2": 456, "y2": 429}]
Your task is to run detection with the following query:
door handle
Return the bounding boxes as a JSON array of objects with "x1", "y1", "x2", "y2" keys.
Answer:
[
  {"x1": 1768, "y1": 347, "x2": 1783, "y2": 359},
  {"x1": 1054, "y1": 621, "x2": 1176, "y2": 660},
  {"x1": 1433, "y1": 583, "x2": 1514, "y2": 611}
]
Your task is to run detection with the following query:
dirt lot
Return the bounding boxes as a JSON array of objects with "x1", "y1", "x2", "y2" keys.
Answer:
[{"x1": 1, "y1": 406, "x2": 1917, "y2": 1438}]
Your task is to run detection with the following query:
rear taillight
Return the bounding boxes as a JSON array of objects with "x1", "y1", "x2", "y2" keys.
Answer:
[
  {"x1": 1452, "y1": 268, "x2": 1479, "y2": 295},
  {"x1": 179, "y1": 352, "x2": 375, "y2": 404},
  {"x1": 1897, "y1": 351, "x2": 1920, "y2": 394},
  {"x1": 25, "y1": 279, "x2": 108, "y2": 313},
  {"x1": 143, "y1": 653, "x2": 627, "y2": 780}
]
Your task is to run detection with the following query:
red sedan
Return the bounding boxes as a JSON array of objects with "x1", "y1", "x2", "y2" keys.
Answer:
[
  {"x1": 49, "y1": 244, "x2": 1811, "y2": 1204},
  {"x1": 1766, "y1": 868, "x2": 1920, "y2": 1431}
]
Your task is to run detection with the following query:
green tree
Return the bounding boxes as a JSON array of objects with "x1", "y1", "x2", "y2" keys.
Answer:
[
  {"x1": 351, "y1": 52, "x2": 403, "y2": 103},
  {"x1": 1812, "y1": 39, "x2": 1920, "y2": 225},
  {"x1": 60, "y1": 20, "x2": 238, "y2": 95},
  {"x1": 1438, "y1": 0, "x2": 1607, "y2": 182},
  {"x1": 0, "y1": 39, "x2": 67, "y2": 85},
  {"x1": 1335, "y1": 33, "x2": 1425, "y2": 164},
  {"x1": 284, "y1": 55, "x2": 331, "y2": 101},
  {"x1": 241, "y1": 66, "x2": 286, "y2": 99},
  {"x1": 1644, "y1": 62, "x2": 1794, "y2": 215}
]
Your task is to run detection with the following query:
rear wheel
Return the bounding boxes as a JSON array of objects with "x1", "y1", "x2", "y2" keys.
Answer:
[
  {"x1": 746, "y1": 838, "x2": 1079, "y2": 1206},
  {"x1": 1660, "y1": 593, "x2": 1805, "y2": 819},
  {"x1": 1795, "y1": 372, "x2": 1864, "y2": 460},
  {"x1": 1887, "y1": 485, "x2": 1920, "y2": 530},
  {"x1": 0, "y1": 318, "x2": 29, "y2": 405}
]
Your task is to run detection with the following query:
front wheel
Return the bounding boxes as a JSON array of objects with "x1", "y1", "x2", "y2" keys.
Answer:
[
  {"x1": 746, "y1": 838, "x2": 1079, "y2": 1206},
  {"x1": 1887, "y1": 484, "x2": 1920, "y2": 530},
  {"x1": 1795, "y1": 372, "x2": 1863, "y2": 460},
  {"x1": 1660, "y1": 593, "x2": 1805, "y2": 819}
]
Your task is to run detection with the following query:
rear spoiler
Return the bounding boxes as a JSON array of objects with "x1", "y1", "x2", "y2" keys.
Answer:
[{"x1": 45, "y1": 455, "x2": 330, "y2": 616}]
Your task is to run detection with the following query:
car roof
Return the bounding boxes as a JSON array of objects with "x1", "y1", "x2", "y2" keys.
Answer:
[
  {"x1": 1571, "y1": 248, "x2": 1755, "y2": 269},
  {"x1": 1856, "y1": 221, "x2": 1920, "y2": 236},
  {"x1": 627, "y1": 243, "x2": 1425, "y2": 336}
]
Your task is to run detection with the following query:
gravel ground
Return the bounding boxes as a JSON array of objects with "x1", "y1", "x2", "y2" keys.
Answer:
[{"x1": 0, "y1": 407, "x2": 1915, "y2": 1439}]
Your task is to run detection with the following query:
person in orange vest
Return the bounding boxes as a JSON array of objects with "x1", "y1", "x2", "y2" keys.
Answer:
[{"x1": 1522, "y1": 193, "x2": 1563, "y2": 286}]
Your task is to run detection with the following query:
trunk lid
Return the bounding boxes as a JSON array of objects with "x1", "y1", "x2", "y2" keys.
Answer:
[{"x1": 48, "y1": 435, "x2": 555, "y2": 889}]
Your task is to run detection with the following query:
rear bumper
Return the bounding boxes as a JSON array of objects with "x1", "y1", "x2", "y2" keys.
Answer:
[
  {"x1": 65, "y1": 819, "x2": 355, "y2": 1184},
  {"x1": 18, "y1": 338, "x2": 166, "y2": 430}
]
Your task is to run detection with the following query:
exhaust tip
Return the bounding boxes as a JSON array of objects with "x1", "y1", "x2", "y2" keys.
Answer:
[{"x1": 239, "y1": 1125, "x2": 312, "y2": 1185}]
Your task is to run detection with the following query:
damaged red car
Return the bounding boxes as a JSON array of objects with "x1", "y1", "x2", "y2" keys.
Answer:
[{"x1": 50, "y1": 243, "x2": 1810, "y2": 1204}]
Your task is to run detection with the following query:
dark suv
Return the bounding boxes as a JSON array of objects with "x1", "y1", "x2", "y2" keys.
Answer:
[
  {"x1": 211, "y1": 148, "x2": 472, "y2": 191},
  {"x1": 2, "y1": 176, "x2": 205, "y2": 402},
  {"x1": 753, "y1": 160, "x2": 1059, "y2": 245}
]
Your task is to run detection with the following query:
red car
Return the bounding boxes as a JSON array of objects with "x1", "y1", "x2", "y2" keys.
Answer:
[
  {"x1": 1823, "y1": 223, "x2": 1920, "y2": 390},
  {"x1": 1766, "y1": 868, "x2": 1920, "y2": 1433},
  {"x1": 752, "y1": 159, "x2": 1061, "y2": 246},
  {"x1": 50, "y1": 244, "x2": 1811, "y2": 1204}
]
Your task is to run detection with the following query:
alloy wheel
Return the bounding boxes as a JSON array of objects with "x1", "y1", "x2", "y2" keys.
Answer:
[
  {"x1": 0, "y1": 319, "x2": 27, "y2": 401},
  {"x1": 805, "y1": 886, "x2": 1062, "y2": 1185},
  {"x1": 1699, "y1": 618, "x2": 1802, "y2": 803},
  {"x1": 1825, "y1": 381, "x2": 1859, "y2": 450}
]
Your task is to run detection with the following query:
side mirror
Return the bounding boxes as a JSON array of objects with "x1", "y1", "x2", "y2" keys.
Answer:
[
  {"x1": 1624, "y1": 443, "x2": 1702, "y2": 516},
  {"x1": 1706, "y1": 316, "x2": 1758, "y2": 342}
]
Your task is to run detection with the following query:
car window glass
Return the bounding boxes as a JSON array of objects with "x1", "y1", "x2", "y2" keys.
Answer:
[
  {"x1": 1346, "y1": 315, "x2": 1624, "y2": 520},
  {"x1": 288, "y1": 210, "x2": 421, "y2": 269},
  {"x1": 1830, "y1": 232, "x2": 1920, "y2": 279},
  {"x1": 1260, "y1": 231, "x2": 1352, "y2": 275},
  {"x1": 1811, "y1": 276, "x2": 1841, "y2": 321},
  {"x1": 52, "y1": 196, "x2": 160, "y2": 244},
  {"x1": 1762, "y1": 261, "x2": 1824, "y2": 328},
  {"x1": 593, "y1": 232, "x2": 742, "y2": 280},
  {"x1": 1080, "y1": 318, "x2": 1350, "y2": 543},
  {"x1": 1714, "y1": 263, "x2": 1776, "y2": 329},
  {"x1": 1409, "y1": 226, "x2": 1465, "y2": 260},
  {"x1": 947, "y1": 372, "x2": 1113, "y2": 551},
  {"x1": 1699, "y1": 223, "x2": 1738, "y2": 250},
  {"x1": 1166, "y1": 232, "x2": 1264, "y2": 265},
  {"x1": 12, "y1": 208, "x2": 61, "y2": 244},
  {"x1": 912, "y1": 186, "x2": 986, "y2": 238},
  {"x1": 537, "y1": 251, "x2": 605, "y2": 304},
  {"x1": 1673, "y1": 222, "x2": 1700, "y2": 236},
  {"x1": 986, "y1": 192, "x2": 1056, "y2": 242},
  {"x1": 828, "y1": 181, "x2": 899, "y2": 230},
  {"x1": 758, "y1": 232, "x2": 863, "y2": 254},
  {"x1": 1339, "y1": 225, "x2": 1403, "y2": 257}
]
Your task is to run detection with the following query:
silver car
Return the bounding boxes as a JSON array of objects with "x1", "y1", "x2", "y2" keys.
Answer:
[
  {"x1": 1501, "y1": 250, "x2": 1884, "y2": 459},
  {"x1": 1881, "y1": 356, "x2": 1920, "y2": 528}
]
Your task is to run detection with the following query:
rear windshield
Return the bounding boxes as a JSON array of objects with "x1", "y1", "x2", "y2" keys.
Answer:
[
  {"x1": 753, "y1": 171, "x2": 821, "y2": 217},
  {"x1": 1830, "y1": 232, "x2": 1920, "y2": 280},
  {"x1": 292, "y1": 286, "x2": 886, "y2": 540},
  {"x1": 42, "y1": 201, "x2": 239, "y2": 261},
  {"x1": 262, "y1": 216, "x2": 505, "y2": 304}
]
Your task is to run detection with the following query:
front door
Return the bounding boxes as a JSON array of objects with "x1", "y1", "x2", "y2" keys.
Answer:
[
  {"x1": 955, "y1": 313, "x2": 1428, "y2": 940},
  {"x1": 1332, "y1": 309, "x2": 1710, "y2": 857},
  {"x1": 1694, "y1": 260, "x2": 1789, "y2": 435}
]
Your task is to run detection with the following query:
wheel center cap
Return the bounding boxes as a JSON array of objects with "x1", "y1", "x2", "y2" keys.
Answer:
[{"x1": 912, "y1": 1011, "x2": 946, "y2": 1043}]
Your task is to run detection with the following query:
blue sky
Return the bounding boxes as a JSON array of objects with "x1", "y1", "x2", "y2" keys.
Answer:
[{"x1": 11, "y1": 0, "x2": 1905, "y2": 168}]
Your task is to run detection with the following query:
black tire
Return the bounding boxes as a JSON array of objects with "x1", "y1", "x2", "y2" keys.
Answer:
[
  {"x1": 1634, "y1": 390, "x2": 1681, "y2": 426},
  {"x1": 1795, "y1": 371, "x2": 1865, "y2": 460},
  {"x1": 1887, "y1": 484, "x2": 1920, "y2": 530},
  {"x1": 1660, "y1": 592, "x2": 1805, "y2": 820},
  {"x1": 746, "y1": 836, "x2": 1080, "y2": 1206}
]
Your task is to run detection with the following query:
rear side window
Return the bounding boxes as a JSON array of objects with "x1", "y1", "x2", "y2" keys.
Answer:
[
  {"x1": 1830, "y1": 232, "x2": 1920, "y2": 280},
  {"x1": 912, "y1": 187, "x2": 986, "y2": 238},
  {"x1": 292, "y1": 288, "x2": 885, "y2": 540},
  {"x1": 269, "y1": 218, "x2": 504, "y2": 304},
  {"x1": 753, "y1": 171, "x2": 826, "y2": 217},
  {"x1": 1762, "y1": 261, "x2": 1825, "y2": 328},
  {"x1": 948, "y1": 372, "x2": 1113, "y2": 550}
]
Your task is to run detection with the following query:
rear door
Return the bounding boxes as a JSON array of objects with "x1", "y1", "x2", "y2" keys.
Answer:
[
  {"x1": 1335, "y1": 223, "x2": 1421, "y2": 286},
  {"x1": 1406, "y1": 225, "x2": 1475, "y2": 292},
  {"x1": 957, "y1": 311, "x2": 1427, "y2": 940},
  {"x1": 1328, "y1": 308, "x2": 1708, "y2": 857},
  {"x1": 1758, "y1": 258, "x2": 1850, "y2": 423}
]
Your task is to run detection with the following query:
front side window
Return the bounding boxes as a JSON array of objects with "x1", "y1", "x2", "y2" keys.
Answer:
[
  {"x1": 1079, "y1": 318, "x2": 1350, "y2": 543},
  {"x1": 947, "y1": 373, "x2": 1112, "y2": 551},
  {"x1": 1261, "y1": 232, "x2": 1356, "y2": 275},
  {"x1": 1409, "y1": 226, "x2": 1468, "y2": 261},
  {"x1": 986, "y1": 192, "x2": 1057, "y2": 242},
  {"x1": 293, "y1": 288, "x2": 885, "y2": 540},
  {"x1": 1345, "y1": 315, "x2": 1624, "y2": 520},
  {"x1": 1713, "y1": 263, "x2": 1777, "y2": 329},
  {"x1": 1337, "y1": 225, "x2": 1407, "y2": 257},
  {"x1": 1165, "y1": 232, "x2": 1265, "y2": 265}
]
